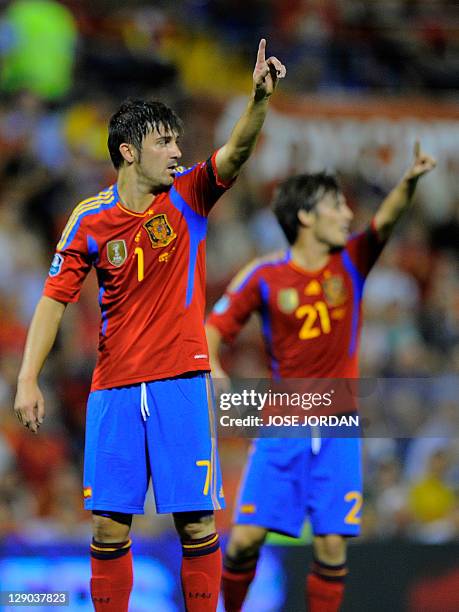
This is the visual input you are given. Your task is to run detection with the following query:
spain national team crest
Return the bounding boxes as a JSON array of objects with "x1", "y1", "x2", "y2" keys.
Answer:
[
  {"x1": 107, "y1": 239, "x2": 127, "y2": 267},
  {"x1": 143, "y1": 213, "x2": 176, "y2": 248},
  {"x1": 322, "y1": 275, "x2": 347, "y2": 307},
  {"x1": 277, "y1": 288, "x2": 299, "y2": 314}
]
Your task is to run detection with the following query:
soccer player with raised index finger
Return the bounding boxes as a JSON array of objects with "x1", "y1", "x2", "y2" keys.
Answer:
[
  {"x1": 13, "y1": 39, "x2": 286, "y2": 612},
  {"x1": 206, "y1": 142, "x2": 436, "y2": 612}
]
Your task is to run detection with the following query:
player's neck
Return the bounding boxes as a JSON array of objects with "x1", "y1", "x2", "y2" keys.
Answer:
[
  {"x1": 291, "y1": 236, "x2": 330, "y2": 272},
  {"x1": 116, "y1": 174, "x2": 156, "y2": 213}
]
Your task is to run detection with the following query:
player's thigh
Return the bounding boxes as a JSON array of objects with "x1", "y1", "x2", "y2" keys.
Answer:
[
  {"x1": 145, "y1": 372, "x2": 224, "y2": 514},
  {"x1": 234, "y1": 438, "x2": 310, "y2": 538},
  {"x1": 84, "y1": 387, "x2": 149, "y2": 514},
  {"x1": 308, "y1": 437, "x2": 362, "y2": 536}
]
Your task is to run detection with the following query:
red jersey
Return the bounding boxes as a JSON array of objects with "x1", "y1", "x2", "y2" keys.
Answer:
[
  {"x1": 44, "y1": 152, "x2": 232, "y2": 391},
  {"x1": 207, "y1": 225, "x2": 386, "y2": 379}
]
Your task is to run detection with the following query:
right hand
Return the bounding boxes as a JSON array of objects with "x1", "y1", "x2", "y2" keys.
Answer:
[{"x1": 14, "y1": 379, "x2": 45, "y2": 434}]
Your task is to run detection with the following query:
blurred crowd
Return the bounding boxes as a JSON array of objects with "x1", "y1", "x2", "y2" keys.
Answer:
[{"x1": 0, "y1": 0, "x2": 458, "y2": 545}]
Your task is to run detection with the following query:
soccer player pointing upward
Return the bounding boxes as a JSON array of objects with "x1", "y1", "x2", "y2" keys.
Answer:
[
  {"x1": 14, "y1": 40, "x2": 285, "y2": 612},
  {"x1": 206, "y1": 142, "x2": 435, "y2": 612}
]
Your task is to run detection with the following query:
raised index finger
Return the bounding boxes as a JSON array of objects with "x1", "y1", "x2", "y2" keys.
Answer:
[
  {"x1": 414, "y1": 140, "x2": 421, "y2": 158},
  {"x1": 256, "y1": 38, "x2": 266, "y2": 64}
]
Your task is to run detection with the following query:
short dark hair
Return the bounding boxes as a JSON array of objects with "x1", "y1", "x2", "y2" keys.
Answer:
[
  {"x1": 107, "y1": 99, "x2": 183, "y2": 169},
  {"x1": 272, "y1": 172, "x2": 341, "y2": 244}
]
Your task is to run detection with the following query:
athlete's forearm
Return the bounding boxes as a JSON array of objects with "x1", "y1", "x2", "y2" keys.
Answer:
[
  {"x1": 215, "y1": 95, "x2": 270, "y2": 182},
  {"x1": 373, "y1": 176, "x2": 418, "y2": 241},
  {"x1": 18, "y1": 296, "x2": 66, "y2": 382},
  {"x1": 205, "y1": 324, "x2": 225, "y2": 373}
]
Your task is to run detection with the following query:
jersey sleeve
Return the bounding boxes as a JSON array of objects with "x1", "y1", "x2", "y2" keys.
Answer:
[
  {"x1": 345, "y1": 220, "x2": 388, "y2": 279},
  {"x1": 43, "y1": 216, "x2": 92, "y2": 304},
  {"x1": 207, "y1": 264, "x2": 262, "y2": 344},
  {"x1": 174, "y1": 149, "x2": 235, "y2": 217}
]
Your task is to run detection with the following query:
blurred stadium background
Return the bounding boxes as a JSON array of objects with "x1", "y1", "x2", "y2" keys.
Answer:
[{"x1": 0, "y1": 0, "x2": 458, "y2": 610}]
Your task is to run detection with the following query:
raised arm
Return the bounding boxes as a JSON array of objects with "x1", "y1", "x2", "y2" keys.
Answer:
[
  {"x1": 373, "y1": 141, "x2": 436, "y2": 241},
  {"x1": 215, "y1": 38, "x2": 286, "y2": 182},
  {"x1": 14, "y1": 296, "x2": 66, "y2": 433}
]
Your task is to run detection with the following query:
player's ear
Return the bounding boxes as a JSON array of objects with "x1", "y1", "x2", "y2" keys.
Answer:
[
  {"x1": 119, "y1": 143, "x2": 136, "y2": 164},
  {"x1": 297, "y1": 208, "x2": 313, "y2": 228}
]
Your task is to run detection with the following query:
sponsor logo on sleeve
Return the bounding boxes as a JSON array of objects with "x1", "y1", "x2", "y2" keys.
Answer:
[
  {"x1": 213, "y1": 295, "x2": 230, "y2": 315},
  {"x1": 49, "y1": 253, "x2": 64, "y2": 277}
]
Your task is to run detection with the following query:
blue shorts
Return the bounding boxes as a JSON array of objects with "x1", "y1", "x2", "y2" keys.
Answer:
[
  {"x1": 83, "y1": 372, "x2": 224, "y2": 514},
  {"x1": 234, "y1": 435, "x2": 362, "y2": 537}
]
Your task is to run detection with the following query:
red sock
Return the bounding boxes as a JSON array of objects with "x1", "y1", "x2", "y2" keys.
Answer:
[
  {"x1": 306, "y1": 559, "x2": 347, "y2": 612},
  {"x1": 181, "y1": 533, "x2": 222, "y2": 611},
  {"x1": 222, "y1": 566, "x2": 257, "y2": 612},
  {"x1": 90, "y1": 539, "x2": 133, "y2": 611}
]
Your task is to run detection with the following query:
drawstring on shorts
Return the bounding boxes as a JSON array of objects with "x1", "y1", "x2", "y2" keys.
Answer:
[
  {"x1": 140, "y1": 382, "x2": 150, "y2": 421},
  {"x1": 311, "y1": 426, "x2": 321, "y2": 454}
]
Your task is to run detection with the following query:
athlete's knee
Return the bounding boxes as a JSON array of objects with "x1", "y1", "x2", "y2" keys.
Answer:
[
  {"x1": 227, "y1": 525, "x2": 267, "y2": 561},
  {"x1": 173, "y1": 510, "x2": 216, "y2": 540},
  {"x1": 313, "y1": 534, "x2": 346, "y2": 565},
  {"x1": 92, "y1": 511, "x2": 132, "y2": 542}
]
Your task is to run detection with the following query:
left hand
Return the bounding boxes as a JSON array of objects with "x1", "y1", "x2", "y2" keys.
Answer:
[
  {"x1": 404, "y1": 140, "x2": 437, "y2": 181},
  {"x1": 252, "y1": 38, "x2": 286, "y2": 101}
]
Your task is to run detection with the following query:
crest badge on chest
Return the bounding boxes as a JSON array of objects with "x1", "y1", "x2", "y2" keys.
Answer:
[
  {"x1": 107, "y1": 239, "x2": 127, "y2": 267},
  {"x1": 277, "y1": 288, "x2": 299, "y2": 314},
  {"x1": 143, "y1": 213, "x2": 177, "y2": 248},
  {"x1": 322, "y1": 275, "x2": 347, "y2": 307}
]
